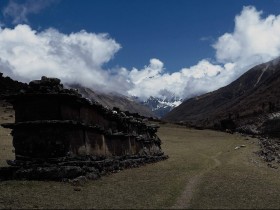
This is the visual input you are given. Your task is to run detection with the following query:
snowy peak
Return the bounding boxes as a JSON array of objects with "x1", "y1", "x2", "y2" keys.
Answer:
[{"x1": 142, "y1": 95, "x2": 182, "y2": 118}]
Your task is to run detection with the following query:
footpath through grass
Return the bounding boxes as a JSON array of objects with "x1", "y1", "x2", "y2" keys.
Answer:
[{"x1": 0, "y1": 117, "x2": 280, "y2": 209}]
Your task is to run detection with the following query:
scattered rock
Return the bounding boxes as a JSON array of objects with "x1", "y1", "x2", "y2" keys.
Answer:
[
  {"x1": 0, "y1": 155, "x2": 168, "y2": 181},
  {"x1": 234, "y1": 145, "x2": 246, "y2": 150},
  {"x1": 267, "y1": 163, "x2": 278, "y2": 169},
  {"x1": 70, "y1": 176, "x2": 88, "y2": 186},
  {"x1": 86, "y1": 172, "x2": 100, "y2": 180},
  {"x1": 256, "y1": 137, "x2": 280, "y2": 165},
  {"x1": 73, "y1": 187, "x2": 82, "y2": 191}
]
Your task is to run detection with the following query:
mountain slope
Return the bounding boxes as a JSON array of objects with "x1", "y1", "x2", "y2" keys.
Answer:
[
  {"x1": 70, "y1": 85, "x2": 156, "y2": 118},
  {"x1": 164, "y1": 58, "x2": 280, "y2": 134}
]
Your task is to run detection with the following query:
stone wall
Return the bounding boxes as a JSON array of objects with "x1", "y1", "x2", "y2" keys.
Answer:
[{"x1": 1, "y1": 76, "x2": 168, "y2": 181}]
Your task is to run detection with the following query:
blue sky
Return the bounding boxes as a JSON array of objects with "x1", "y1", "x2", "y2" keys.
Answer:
[
  {"x1": 1, "y1": 0, "x2": 280, "y2": 99},
  {"x1": 1, "y1": 0, "x2": 279, "y2": 70}
]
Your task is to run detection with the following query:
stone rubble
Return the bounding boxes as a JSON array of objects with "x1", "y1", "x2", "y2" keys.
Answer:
[{"x1": 0, "y1": 154, "x2": 167, "y2": 181}]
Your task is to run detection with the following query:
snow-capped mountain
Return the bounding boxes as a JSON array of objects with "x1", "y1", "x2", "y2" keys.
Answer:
[
  {"x1": 141, "y1": 90, "x2": 182, "y2": 118},
  {"x1": 67, "y1": 84, "x2": 181, "y2": 119},
  {"x1": 143, "y1": 96, "x2": 182, "y2": 118}
]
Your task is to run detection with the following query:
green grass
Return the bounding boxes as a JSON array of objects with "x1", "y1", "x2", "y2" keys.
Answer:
[
  {"x1": 0, "y1": 112, "x2": 280, "y2": 209},
  {"x1": 0, "y1": 103, "x2": 14, "y2": 166}
]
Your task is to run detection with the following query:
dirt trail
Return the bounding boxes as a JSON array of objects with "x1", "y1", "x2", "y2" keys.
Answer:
[{"x1": 171, "y1": 152, "x2": 222, "y2": 209}]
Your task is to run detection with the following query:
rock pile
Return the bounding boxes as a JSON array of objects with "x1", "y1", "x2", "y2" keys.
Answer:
[
  {"x1": 0, "y1": 154, "x2": 167, "y2": 181},
  {"x1": 256, "y1": 137, "x2": 280, "y2": 164},
  {"x1": 1, "y1": 76, "x2": 168, "y2": 181}
]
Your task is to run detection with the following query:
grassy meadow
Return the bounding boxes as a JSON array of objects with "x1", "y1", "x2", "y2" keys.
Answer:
[{"x1": 0, "y1": 104, "x2": 280, "y2": 209}]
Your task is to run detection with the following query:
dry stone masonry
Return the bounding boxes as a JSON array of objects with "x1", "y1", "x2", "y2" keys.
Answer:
[{"x1": 0, "y1": 76, "x2": 168, "y2": 181}]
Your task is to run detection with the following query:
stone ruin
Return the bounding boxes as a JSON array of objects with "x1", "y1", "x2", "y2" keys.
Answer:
[{"x1": 0, "y1": 76, "x2": 168, "y2": 181}]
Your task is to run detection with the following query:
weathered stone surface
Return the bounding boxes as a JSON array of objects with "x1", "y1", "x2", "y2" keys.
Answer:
[
  {"x1": 0, "y1": 155, "x2": 168, "y2": 181},
  {"x1": 0, "y1": 76, "x2": 168, "y2": 181},
  {"x1": 256, "y1": 137, "x2": 280, "y2": 164},
  {"x1": 0, "y1": 167, "x2": 19, "y2": 180}
]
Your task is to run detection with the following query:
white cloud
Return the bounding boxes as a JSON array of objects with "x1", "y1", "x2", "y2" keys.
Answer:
[
  {"x1": 1, "y1": 6, "x2": 280, "y2": 101},
  {"x1": 127, "y1": 59, "x2": 234, "y2": 99},
  {"x1": 3, "y1": 0, "x2": 57, "y2": 24},
  {"x1": 214, "y1": 6, "x2": 280, "y2": 70},
  {"x1": 129, "y1": 6, "x2": 280, "y2": 100},
  {"x1": 0, "y1": 24, "x2": 122, "y2": 92}
]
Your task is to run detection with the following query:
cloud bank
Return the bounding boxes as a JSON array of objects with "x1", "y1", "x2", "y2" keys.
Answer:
[
  {"x1": 1, "y1": 6, "x2": 280, "y2": 100},
  {"x1": 0, "y1": 25, "x2": 124, "y2": 92}
]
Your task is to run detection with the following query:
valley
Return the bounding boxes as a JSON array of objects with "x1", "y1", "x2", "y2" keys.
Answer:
[
  {"x1": 0, "y1": 1, "x2": 280, "y2": 209},
  {"x1": 1, "y1": 58, "x2": 280, "y2": 209},
  {"x1": 1, "y1": 105, "x2": 280, "y2": 209}
]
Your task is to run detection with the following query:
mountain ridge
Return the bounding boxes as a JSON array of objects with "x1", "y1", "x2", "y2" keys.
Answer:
[
  {"x1": 67, "y1": 84, "x2": 157, "y2": 118},
  {"x1": 163, "y1": 57, "x2": 280, "y2": 135}
]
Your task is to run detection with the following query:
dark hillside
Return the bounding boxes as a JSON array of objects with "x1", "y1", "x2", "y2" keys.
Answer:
[{"x1": 164, "y1": 58, "x2": 280, "y2": 135}]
